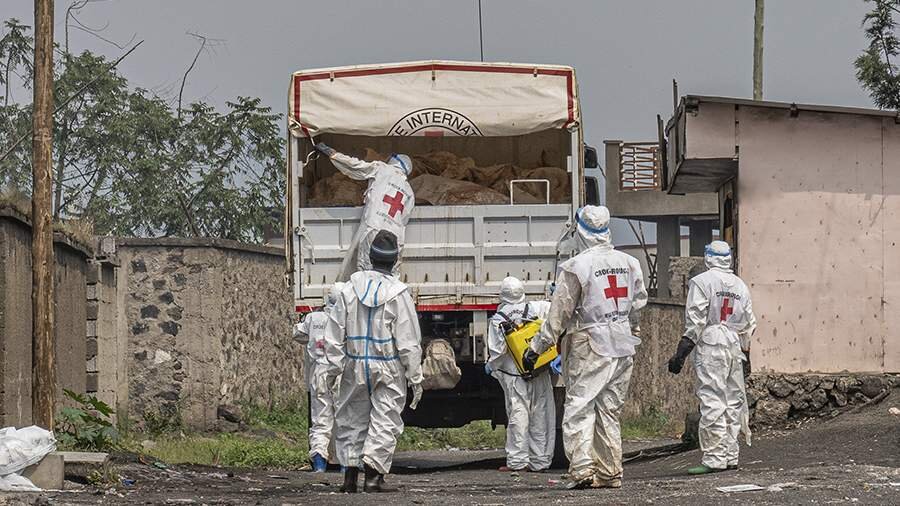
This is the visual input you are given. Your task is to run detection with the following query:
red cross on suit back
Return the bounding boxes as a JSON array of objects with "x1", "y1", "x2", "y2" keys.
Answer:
[
  {"x1": 382, "y1": 191, "x2": 405, "y2": 218},
  {"x1": 604, "y1": 275, "x2": 629, "y2": 310},
  {"x1": 720, "y1": 297, "x2": 734, "y2": 322}
]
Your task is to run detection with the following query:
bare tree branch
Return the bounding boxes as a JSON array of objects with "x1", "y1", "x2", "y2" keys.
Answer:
[
  {"x1": 69, "y1": 23, "x2": 135, "y2": 50},
  {"x1": 178, "y1": 33, "x2": 207, "y2": 119},
  {"x1": 66, "y1": 0, "x2": 136, "y2": 52}
]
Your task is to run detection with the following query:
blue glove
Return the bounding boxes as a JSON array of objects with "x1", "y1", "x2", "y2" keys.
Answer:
[
  {"x1": 550, "y1": 356, "x2": 562, "y2": 375},
  {"x1": 484, "y1": 362, "x2": 493, "y2": 375},
  {"x1": 314, "y1": 142, "x2": 336, "y2": 157}
]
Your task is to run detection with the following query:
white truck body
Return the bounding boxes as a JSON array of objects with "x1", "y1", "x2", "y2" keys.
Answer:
[{"x1": 286, "y1": 61, "x2": 588, "y2": 316}]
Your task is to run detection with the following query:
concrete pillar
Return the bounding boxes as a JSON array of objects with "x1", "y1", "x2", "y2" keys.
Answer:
[
  {"x1": 656, "y1": 217, "x2": 681, "y2": 298},
  {"x1": 688, "y1": 221, "x2": 714, "y2": 257},
  {"x1": 603, "y1": 140, "x2": 622, "y2": 207}
]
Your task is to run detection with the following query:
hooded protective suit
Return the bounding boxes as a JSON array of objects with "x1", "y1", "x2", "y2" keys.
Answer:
[
  {"x1": 487, "y1": 277, "x2": 555, "y2": 471},
  {"x1": 529, "y1": 206, "x2": 647, "y2": 488},
  {"x1": 324, "y1": 270, "x2": 423, "y2": 475},
  {"x1": 685, "y1": 241, "x2": 757, "y2": 470},
  {"x1": 296, "y1": 283, "x2": 345, "y2": 461},
  {"x1": 324, "y1": 148, "x2": 415, "y2": 281}
]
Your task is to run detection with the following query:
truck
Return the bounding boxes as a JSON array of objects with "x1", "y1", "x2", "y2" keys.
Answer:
[{"x1": 284, "y1": 61, "x2": 600, "y2": 453}]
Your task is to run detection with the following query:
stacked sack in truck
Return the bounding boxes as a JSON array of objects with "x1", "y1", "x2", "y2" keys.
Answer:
[{"x1": 307, "y1": 150, "x2": 570, "y2": 207}]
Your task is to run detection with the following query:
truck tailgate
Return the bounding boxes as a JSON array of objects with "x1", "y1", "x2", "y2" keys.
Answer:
[{"x1": 298, "y1": 204, "x2": 570, "y2": 303}]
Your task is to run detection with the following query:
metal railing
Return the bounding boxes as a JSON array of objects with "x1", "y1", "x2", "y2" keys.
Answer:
[{"x1": 619, "y1": 142, "x2": 661, "y2": 191}]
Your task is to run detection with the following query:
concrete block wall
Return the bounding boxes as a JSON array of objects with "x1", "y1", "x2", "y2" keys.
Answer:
[
  {"x1": 85, "y1": 251, "x2": 123, "y2": 419},
  {"x1": 0, "y1": 206, "x2": 91, "y2": 427}
]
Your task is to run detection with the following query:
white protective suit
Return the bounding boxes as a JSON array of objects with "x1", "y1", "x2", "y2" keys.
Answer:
[
  {"x1": 324, "y1": 270, "x2": 424, "y2": 475},
  {"x1": 487, "y1": 277, "x2": 555, "y2": 471},
  {"x1": 326, "y1": 151, "x2": 415, "y2": 281},
  {"x1": 530, "y1": 206, "x2": 647, "y2": 485},
  {"x1": 295, "y1": 283, "x2": 344, "y2": 460},
  {"x1": 686, "y1": 241, "x2": 757, "y2": 470}
]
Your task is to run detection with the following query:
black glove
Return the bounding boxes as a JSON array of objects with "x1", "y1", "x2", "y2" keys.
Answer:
[
  {"x1": 314, "y1": 142, "x2": 336, "y2": 157},
  {"x1": 522, "y1": 348, "x2": 540, "y2": 373},
  {"x1": 742, "y1": 350, "x2": 752, "y2": 378},
  {"x1": 667, "y1": 336, "x2": 696, "y2": 375}
]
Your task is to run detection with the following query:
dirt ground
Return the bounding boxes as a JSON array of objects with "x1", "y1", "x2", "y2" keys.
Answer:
[{"x1": 5, "y1": 392, "x2": 899, "y2": 505}]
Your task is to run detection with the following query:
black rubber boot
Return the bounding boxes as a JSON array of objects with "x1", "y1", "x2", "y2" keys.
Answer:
[
  {"x1": 363, "y1": 464, "x2": 393, "y2": 492},
  {"x1": 340, "y1": 467, "x2": 358, "y2": 493}
]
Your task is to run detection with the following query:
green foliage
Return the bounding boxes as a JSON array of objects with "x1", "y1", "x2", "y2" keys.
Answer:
[
  {"x1": 142, "y1": 405, "x2": 183, "y2": 436},
  {"x1": 144, "y1": 434, "x2": 308, "y2": 469},
  {"x1": 621, "y1": 406, "x2": 671, "y2": 440},
  {"x1": 0, "y1": 18, "x2": 34, "y2": 105},
  {"x1": 241, "y1": 400, "x2": 309, "y2": 439},
  {"x1": 55, "y1": 389, "x2": 119, "y2": 451},
  {"x1": 398, "y1": 420, "x2": 506, "y2": 451},
  {"x1": 856, "y1": 0, "x2": 900, "y2": 109},
  {"x1": 0, "y1": 18, "x2": 285, "y2": 243}
]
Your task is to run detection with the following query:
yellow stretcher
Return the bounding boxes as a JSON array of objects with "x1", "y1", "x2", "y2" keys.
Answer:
[{"x1": 504, "y1": 319, "x2": 559, "y2": 375}]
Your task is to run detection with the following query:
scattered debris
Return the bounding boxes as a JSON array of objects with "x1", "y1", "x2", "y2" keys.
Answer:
[
  {"x1": 767, "y1": 482, "x2": 796, "y2": 492},
  {"x1": 716, "y1": 484, "x2": 765, "y2": 493}
]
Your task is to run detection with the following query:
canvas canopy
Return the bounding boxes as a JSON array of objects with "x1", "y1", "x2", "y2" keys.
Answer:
[{"x1": 288, "y1": 61, "x2": 579, "y2": 138}]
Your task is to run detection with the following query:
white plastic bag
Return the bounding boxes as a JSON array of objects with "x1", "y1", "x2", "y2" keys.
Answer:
[
  {"x1": 0, "y1": 473, "x2": 41, "y2": 492},
  {"x1": 0, "y1": 426, "x2": 57, "y2": 476}
]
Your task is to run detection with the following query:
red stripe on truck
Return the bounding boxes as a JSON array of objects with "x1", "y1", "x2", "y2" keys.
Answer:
[
  {"x1": 296, "y1": 303, "x2": 498, "y2": 313},
  {"x1": 416, "y1": 304, "x2": 498, "y2": 312}
]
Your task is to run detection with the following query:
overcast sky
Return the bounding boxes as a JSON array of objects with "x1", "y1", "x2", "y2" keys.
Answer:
[{"x1": 4, "y1": 0, "x2": 875, "y2": 243}]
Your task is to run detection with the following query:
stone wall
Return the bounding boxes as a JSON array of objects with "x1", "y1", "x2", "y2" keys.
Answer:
[
  {"x1": 668, "y1": 256, "x2": 706, "y2": 300},
  {"x1": 748, "y1": 373, "x2": 899, "y2": 426},
  {"x1": 0, "y1": 206, "x2": 91, "y2": 427},
  {"x1": 624, "y1": 298, "x2": 697, "y2": 424},
  {"x1": 115, "y1": 238, "x2": 302, "y2": 430}
]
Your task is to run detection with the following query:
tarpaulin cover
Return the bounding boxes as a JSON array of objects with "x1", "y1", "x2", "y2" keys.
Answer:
[{"x1": 289, "y1": 61, "x2": 578, "y2": 138}]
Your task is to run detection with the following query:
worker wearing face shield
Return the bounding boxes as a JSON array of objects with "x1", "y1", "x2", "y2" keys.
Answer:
[
  {"x1": 314, "y1": 142, "x2": 415, "y2": 282},
  {"x1": 667, "y1": 241, "x2": 757, "y2": 475},
  {"x1": 523, "y1": 205, "x2": 647, "y2": 489},
  {"x1": 485, "y1": 276, "x2": 556, "y2": 473}
]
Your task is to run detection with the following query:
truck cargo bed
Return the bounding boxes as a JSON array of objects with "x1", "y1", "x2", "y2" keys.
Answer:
[{"x1": 297, "y1": 203, "x2": 570, "y2": 305}]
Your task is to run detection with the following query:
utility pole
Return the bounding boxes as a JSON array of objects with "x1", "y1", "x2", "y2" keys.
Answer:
[
  {"x1": 753, "y1": 0, "x2": 764, "y2": 100},
  {"x1": 32, "y1": 0, "x2": 56, "y2": 429},
  {"x1": 477, "y1": 0, "x2": 484, "y2": 62}
]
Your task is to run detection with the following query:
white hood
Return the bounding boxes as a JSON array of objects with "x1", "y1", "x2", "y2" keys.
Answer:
[{"x1": 350, "y1": 271, "x2": 408, "y2": 308}]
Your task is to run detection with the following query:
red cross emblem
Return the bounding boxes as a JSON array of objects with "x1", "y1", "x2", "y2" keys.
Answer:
[
  {"x1": 382, "y1": 191, "x2": 406, "y2": 218},
  {"x1": 603, "y1": 275, "x2": 629, "y2": 310},
  {"x1": 720, "y1": 297, "x2": 734, "y2": 322}
]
